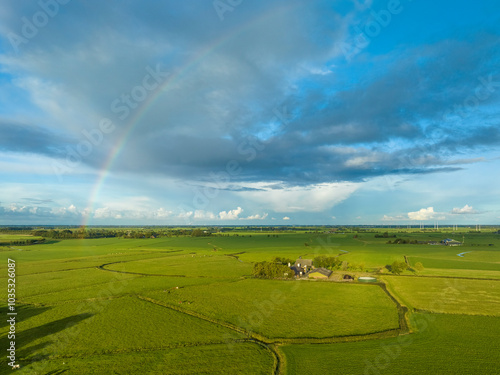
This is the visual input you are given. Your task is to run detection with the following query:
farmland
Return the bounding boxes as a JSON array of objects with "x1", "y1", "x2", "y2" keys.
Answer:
[{"x1": 0, "y1": 226, "x2": 499, "y2": 374}]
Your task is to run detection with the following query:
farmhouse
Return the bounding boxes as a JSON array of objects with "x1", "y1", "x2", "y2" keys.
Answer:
[
  {"x1": 308, "y1": 267, "x2": 332, "y2": 279},
  {"x1": 291, "y1": 258, "x2": 313, "y2": 276},
  {"x1": 294, "y1": 258, "x2": 313, "y2": 271},
  {"x1": 441, "y1": 238, "x2": 462, "y2": 246}
]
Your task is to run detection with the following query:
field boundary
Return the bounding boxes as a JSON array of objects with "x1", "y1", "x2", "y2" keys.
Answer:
[
  {"x1": 376, "y1": 282, "x2": 411, "y2": 334},
  {"x1": 137, "y1": 294, "x2": 403, "y2": 343},
  {"x1": 136, "y1": 295, "x2": 280, "y2": 374}
]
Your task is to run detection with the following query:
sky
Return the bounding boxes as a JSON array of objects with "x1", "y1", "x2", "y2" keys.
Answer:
[{"x1": 0, "y1": 0, "x2": 499, "y2": 225}]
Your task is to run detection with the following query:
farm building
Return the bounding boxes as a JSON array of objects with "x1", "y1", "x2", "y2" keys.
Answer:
[
  {"x1": 308, "y1": 267, "x2": 332, "y2": 279},
  {"x1": 293, "y1": 258, "x2": 313, "y2": 272},
  {"x1": 441, "y1": 238, "x2": 462, "y2": 246}
]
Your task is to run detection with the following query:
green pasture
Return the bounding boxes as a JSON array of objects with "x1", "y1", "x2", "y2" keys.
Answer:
[
  {"x1": 281, "y1": 313, "x2": 500, "y2": 375},
  {"x1": 22, "y1": 275, "x2": 219, "y2": 306},
  {"x1": 145, "y1": 279, "x2": 399, "y2": 339},
  {"x1": 0, "y1": 297, "x2": 251, "y2": 369},
  {"x1": 14, "y1": 343, "x2": 274, "y2": 375},
  {"x1": 105, "y1": 252, "x2": 253, "y2": 278},
  {"x1": 383, "y1": 276, "x2": 500, "y2": 316},
  {"x1": 0, "y1": 228, "x2": 499, "y2": 374},
  {"x1": 408, "y1": 256, "x2": 500, "y2": 271},
  {"x1": 0, "y1": 234, "x2": 43, "y2": 241}
]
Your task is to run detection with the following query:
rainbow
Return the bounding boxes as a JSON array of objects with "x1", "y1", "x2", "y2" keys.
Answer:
[{"x1": 81, "y1": 2, "x2": 302, "y2": 226}]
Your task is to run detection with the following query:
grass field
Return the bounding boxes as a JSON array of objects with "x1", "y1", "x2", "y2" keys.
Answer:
[
  {"x1": 0, "y1": 228, "x2": 499, "y2": 373},
  {"x1": 281, "y1": 313, "x2": 500, "y2": 374},
  {"x1": 144, "y1": 279, "x2": 400, "y2": 339},
  {"x1": 383, "y1": 276, "x2": 500, "y2": 316}
]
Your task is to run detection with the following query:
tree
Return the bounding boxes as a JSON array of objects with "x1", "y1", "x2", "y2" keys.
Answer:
[
  {"x1": 253, "y1": 261, "x2": 294, "y2": 279},
  {"x1": 390, "y1": 261, "x2": 408, "y2": 275},
  {"x1": 414, "y1": 262, "x2": 424, "y2": 272}
]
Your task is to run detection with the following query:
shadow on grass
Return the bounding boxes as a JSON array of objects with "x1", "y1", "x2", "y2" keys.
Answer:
[
  {"x1": 0, "y1": 312, "x2": 93, "y2": 371},
  {"x1": 0, "y1": 304, "x2": 51, "y2": 329}
]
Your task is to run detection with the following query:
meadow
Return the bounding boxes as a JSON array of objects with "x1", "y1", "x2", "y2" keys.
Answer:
[{"x1": 0, "y1": 226, "x2": 499, "y2": 374}]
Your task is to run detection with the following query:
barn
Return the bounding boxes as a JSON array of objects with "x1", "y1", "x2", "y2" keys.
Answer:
[{"x1": 308, "y1": 267, "x2": 332, "y2": 279}]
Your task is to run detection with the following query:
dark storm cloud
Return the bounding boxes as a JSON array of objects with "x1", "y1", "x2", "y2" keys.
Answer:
[
  {"x1": 1, "y1": 1, "x2": 499, "y2": 187},
  {"x1": 0, "y1": 120, "x2": 71, "y2": 157}
]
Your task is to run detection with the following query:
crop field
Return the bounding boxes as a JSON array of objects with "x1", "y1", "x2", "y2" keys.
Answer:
[{"x1": 0, "y1": 227, "x2": 499, "y2": 373}]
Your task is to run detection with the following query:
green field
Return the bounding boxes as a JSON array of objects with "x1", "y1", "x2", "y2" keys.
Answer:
[
  {"x1": 144, "y1": 279, "x2": 399, "y2": 339},
  {"x1": 383, "y1": 276, "x2": 500, "y2": 316},
  {"x1": 0, "y1": 227, "x2": 499, "y2": 373},
  {"x1": 281, "y1": 313, "x2": 500, "y2": 374}
]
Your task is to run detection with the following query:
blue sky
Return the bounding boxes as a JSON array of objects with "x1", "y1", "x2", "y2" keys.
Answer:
[{"x1": 0, "y1": 0, "x2": 499, "y2": 225}]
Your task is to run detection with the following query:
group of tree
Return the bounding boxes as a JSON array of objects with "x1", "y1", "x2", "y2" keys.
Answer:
[
  {"x1": 31, "y1": 229, "x2": 123, "y2": 239},
  {"x1": 0, "y1": 238, "x2": 45, "y2": 246},
  {"x1": 386, "y1": 238, "x2": 421, "y2": 244},
  {"x1": 312, "y1": 256, "x2": 366, "y2": 272},
  {"x1": 253, "y1": 261, "x2": 294, "y2": 279},
  {"x1": 375, "y1": 231, "x2": 396, "y2": 238},
  {"x1": 190, "y1": 229, "x2": 211, "y2": 237},
  {"x1": 270, "y1": 256, "x2": 294, "y2": 265},
  {"x1": 313, "y1": 255, "x2": 343, "y2": 269}
]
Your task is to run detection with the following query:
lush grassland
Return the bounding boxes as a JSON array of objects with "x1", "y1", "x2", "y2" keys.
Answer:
[
  {"x1": 8, "y1": 343, "x2": 273, "y2": 375},
  {"x1": 105, "y1": 252, "x2": 253, "y2": 278},
  {"x1": 0, "y1": 234, "x2": 43, "y2": 241},
  {"x1": 0, "y1": 229, "x2": 499, "y2": 374},
  {"x1": 408, "y1": 256, "x2": 500, "y2": 271},
  {"x1": 281, "y1": 313, "x2": 500, "y2": 374},
  {"x1": 22, "y1": 275, "x2": 218, "y2": 306},
  {"x1": 383, "y1": 276, "x2": 500, "y2": 316},
  {"x1": 144, "y1": 279, "x2": 399, "y2": 339}
]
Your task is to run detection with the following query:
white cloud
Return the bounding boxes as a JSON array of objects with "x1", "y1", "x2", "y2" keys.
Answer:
[
  {"x1": 408, "y1": 207, "x2": 435, "y2": 221},
  {"x1": 178, "y1": 211, "x2": 193, "y2": 219},
  {"x1": 244, "y1": 213, "x2": 268, "y2": 220},
  {"x1": 155, "y1": 208, "x2": 172, "y2": 218},
  {"x1": 238, "y1": 182, "x2": 358, "y2": 212},
  {"x1": 451, "y1": 204, "x2": 479, "y2": 214},
  {"x1": 218, "y1": 207, "x2": 243, "y2": 220},
  {"x1": 194, "y1": 210, "x2": 216, "y2": 220},
  {"x1": 283, "y1": 216, "x2": 290, "y2": 220},
  {"x1": 94, "y1": 207, "x2": 111, "y2": 219},
  {"x1": 344, "y1": 155, "x2": 382, "y2": 168},
  {"x1": 382, "y1": 214, "x2": 407, "y2": 221}
]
